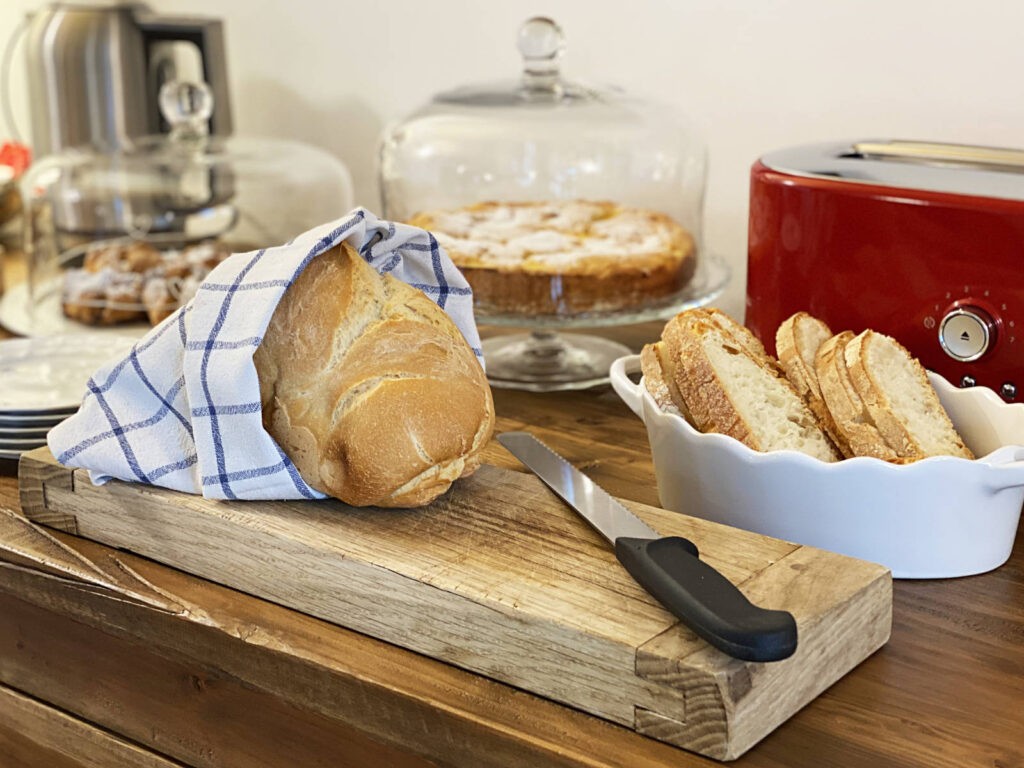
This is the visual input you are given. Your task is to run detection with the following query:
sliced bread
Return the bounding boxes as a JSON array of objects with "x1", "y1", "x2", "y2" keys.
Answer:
[
  {"x1": 776, "y1": 312, "x2": 845, "y2": 454},
  {"x1": 815, "y1": 331, "x2": 898, "y2": 461},
  {"x1": 844, "y1": 330, "x2": 974, "y2": 460},
  {"x1": 704, "y1": 307, "x2": 774, "y2": 365},
  {"x1": 640, "y1": 342, "x2": 684, "y2": 419},
  {"x1": 776, "y1": 311, "x2": 832, "y2": 402},
  {"x1": 660, "y1": 309, "x2": 840, "y2": 461}
]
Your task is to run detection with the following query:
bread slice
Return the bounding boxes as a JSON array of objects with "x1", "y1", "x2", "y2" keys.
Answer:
[
  {"x1": 776, "y1": 312, "x2": 846, "y2": 454},
  {"x1": 776, "y1": 312, "x2": 832, "y2": 401},
  {"x1": 704, "y1": 307, "x2": 773, "y2": 365},
  {"x1": 660, "y1": 309, "x2": 840, "y2": 461},
  {"x1": 640, "y1": 343, "x2": 682, "y2": 417},
  {"x1": 652, "y1": 340, "x2": 699, "y2": 426},
  {"x1": 844, "y1": 330, "x2": 973, "y2": 460},
  {"x1": 815, "y1": 332, "x2": 898, "y2": 461}
]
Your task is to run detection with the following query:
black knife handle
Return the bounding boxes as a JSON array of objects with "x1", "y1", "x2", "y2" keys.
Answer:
[{"x1": 615, "y1": 536, "x2": 798, "y2": 662}]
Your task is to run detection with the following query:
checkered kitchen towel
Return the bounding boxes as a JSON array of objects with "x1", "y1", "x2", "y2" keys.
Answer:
[{"x1": 47, "y1": 208, "x2": 482, "y2": 500}]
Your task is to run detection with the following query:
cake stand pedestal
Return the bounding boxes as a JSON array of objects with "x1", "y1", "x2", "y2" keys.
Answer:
[
  {"x1": 481, "y1": 331, "x2": 631, "y2": 392},
  {"x1": 477, "y1": 252, "x2": 730, "y2": 392}
]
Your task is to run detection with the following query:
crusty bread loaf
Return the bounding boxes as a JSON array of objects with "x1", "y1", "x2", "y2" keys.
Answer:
[
  {"x1": 254, "y1": 242, "x2": 495, "y2": 507},
  {"x1": 655, "y1": 309, "x2": 840, "y2": 461},
  {"x1": 845, "y1": 330, "x2": 973, "y2": 460}
]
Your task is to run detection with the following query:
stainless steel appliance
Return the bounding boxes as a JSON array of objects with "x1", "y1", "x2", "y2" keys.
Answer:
[{"x1": 23, "y1": 2, "x2": 233, "y2": 156}]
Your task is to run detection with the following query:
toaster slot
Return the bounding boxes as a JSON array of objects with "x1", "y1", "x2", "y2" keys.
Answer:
[{"x1": 847, "y1": 141, "x2": 1024, "y2": 173}]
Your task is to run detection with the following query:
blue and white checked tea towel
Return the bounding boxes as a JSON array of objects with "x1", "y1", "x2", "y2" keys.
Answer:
[{"x1": 47, "y1": 208, "x2": 482, "y2": 501}]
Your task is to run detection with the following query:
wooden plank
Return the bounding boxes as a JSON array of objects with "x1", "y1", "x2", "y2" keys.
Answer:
[
  {"x1": 0, "y1": 506, "x2": 187, "y2": 619},
  {"x1": 0, "y1": 684, "x2": 184, "y2": 768},
  {"x1": 18, "y1": 447, "x2": 892, "y2": 760},
  {"x1": 0, "y1": 538, "x2": 712, "y2": 768},
  {"x1": 0, "y1": 516, "x2": 1018, "y2": 768},
  {"x1": 0, "y1": 591, "x2": 434, "y2": 768},
  {"x1": 634, "y1": 545, "x2": 893, "y2": 759},
  {"x1": 18, "y1": 453, "x2": 77, "y2": 533}
]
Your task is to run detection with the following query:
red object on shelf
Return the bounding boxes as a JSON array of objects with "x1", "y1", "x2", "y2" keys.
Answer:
[
  {"x1": 0, "y1": 141, "x2": 32, "y2": 178},
  {"x1": 746, "y1": 142, "x2": 1024, "y2": 401}
]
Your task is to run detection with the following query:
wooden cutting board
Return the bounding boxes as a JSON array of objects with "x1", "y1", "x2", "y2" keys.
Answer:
[{"x1": 18, "y1": 447, "x2": 891, "y2": 761}]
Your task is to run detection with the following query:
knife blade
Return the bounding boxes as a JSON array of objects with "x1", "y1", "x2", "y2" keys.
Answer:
[{"x1": 497, "y1": 431, "x2": 798, "y2": 663}]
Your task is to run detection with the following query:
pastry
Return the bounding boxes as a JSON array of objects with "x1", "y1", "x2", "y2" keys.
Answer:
[
  {"x1": 408, "y1": 200, "x2": 696, "y2": 316},
  {"x1": 61, "y1": 240, "x2": 233, "y2": 326},
  {"x1": 62, "y1": 269, "x2": 146, "y2": 325}
]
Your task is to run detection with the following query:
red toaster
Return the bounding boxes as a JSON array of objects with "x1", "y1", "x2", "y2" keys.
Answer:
[{"x1": 746, "y1": 139, "x2": 1024, "y2": 401}]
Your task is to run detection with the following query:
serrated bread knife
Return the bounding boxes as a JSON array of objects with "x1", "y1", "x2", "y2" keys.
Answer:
[{"x1": 497, "y1": 432, "x2": 798, "y2": 663}]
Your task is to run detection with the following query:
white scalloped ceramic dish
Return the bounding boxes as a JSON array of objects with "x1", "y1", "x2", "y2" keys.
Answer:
[{"x1": 610, "y1": 355, "x2": 1024, "y2": 579}]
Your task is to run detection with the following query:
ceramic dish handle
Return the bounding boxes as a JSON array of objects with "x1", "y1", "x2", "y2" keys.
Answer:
[
  {"x1": 982, "y1": 446, "x2": 1024, "y2": 491},
  {"x1": 610, "y1": 355, "x2": 644, "y2": 419}
]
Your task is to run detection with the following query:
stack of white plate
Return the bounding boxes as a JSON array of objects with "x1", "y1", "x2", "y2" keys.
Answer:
[{"x1": 0, "y1": 334, "x2": 136, "y2": 460}]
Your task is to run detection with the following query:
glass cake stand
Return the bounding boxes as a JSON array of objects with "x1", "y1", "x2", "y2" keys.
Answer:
[
  {"x1": 381, "y1": 17, "x2": 726, "y2": 390},
  {"x1": 479, "y1": 252, "x2": 729, "y2": 391}
]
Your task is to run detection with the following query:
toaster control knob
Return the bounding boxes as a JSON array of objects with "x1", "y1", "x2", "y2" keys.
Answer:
[{"x1": 939, "y1": 307, "x2": 995, "y2": 362}]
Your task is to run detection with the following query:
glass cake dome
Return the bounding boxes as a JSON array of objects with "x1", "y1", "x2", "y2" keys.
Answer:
[
  {"x1": 379, "y1": 17, "x2": 728, "y2": 390},
  {"x1": 7, "y1": 79, "x2": 353, "y2": 338}
]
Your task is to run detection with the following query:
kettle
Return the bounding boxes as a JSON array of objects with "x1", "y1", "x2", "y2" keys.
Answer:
[{"x1": 23, "y1": 2, "x2": 233, "y2": 157}]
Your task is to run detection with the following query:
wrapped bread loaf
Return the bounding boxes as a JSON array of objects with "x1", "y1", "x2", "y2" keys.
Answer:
[{"x1": 254, "y1": 242, "x2": 495, "y2": 507}]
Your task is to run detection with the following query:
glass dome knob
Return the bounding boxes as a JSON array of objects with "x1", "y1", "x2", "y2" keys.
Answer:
[
  {"x1": 159, "y1": 80, "x2": 214, "y2": 140},
  {"x1": 517, "y1": 17, "x2": 565, "y2": 93}
]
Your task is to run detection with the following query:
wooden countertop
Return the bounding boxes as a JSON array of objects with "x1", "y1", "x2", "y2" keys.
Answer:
[{"x1": 0, "y1": 253, "x2": 1021, "y2": 767}]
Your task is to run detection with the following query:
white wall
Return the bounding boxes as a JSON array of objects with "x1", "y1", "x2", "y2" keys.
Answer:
[{"x1": 4, "y1": 0, "x2": 1024, "y2": 319}]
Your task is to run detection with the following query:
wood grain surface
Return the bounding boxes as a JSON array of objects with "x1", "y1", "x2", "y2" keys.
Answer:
[
  {"x1": 0, "y1": 293, "x2": 1022, "y2": 766},
  {"x1": 0, "y1": 684, "x2": 184, "y2": 768},
  {"x1": 17, "y1": 447, "x2": 891, "y2": 760}
]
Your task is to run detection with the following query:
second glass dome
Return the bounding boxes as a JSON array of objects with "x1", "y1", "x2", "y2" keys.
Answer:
[
  {"x1": 11, "y1": 80, "x2": 353, "y2": 338},
  {"x1": 380, "y1": 16, "x2": 727, "y2": 328}
]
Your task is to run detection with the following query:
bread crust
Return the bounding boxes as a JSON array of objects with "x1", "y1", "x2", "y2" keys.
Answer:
[
  {"x1": 640, "y1": 342, "x2": 694, "y2": 424},
  {"x1": 704, "y1": 307, "x2": 773, "y2": 365},
  {"x1": 845, "y1": 330, "x2": 973, "y2": 461},
  {"x1": 660, "y1": 310, "x2": 838, "y2": 460},
  {"x1": 666, "y1": 313, "x2": 760, "y2": 446},
  {"x1": 776, "y1": 312, "x2": 844, "y2": 454},
  {"x1": 254, "y1": 242, "x2": 495, "y2": 507},
  {"x1": 776, "y1": 312, "x2": 826, "y2": 400},
  {"x1": 640, "y1": 343, "x2": 676, "y2": 413},
  {"x1": 815, "y1": 332, "x2": 897, "y2": 460}
]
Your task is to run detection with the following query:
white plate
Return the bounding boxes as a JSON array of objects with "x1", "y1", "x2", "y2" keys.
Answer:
[
  {"x1": 0, "y1": 405, "x2": 79, "y2": 417},
  {"x1": 0, "y1": 411, "x2": 74, "y2": 426},
  {"x1": 0, "y1": 425, "x2": 53, "y2": 438},
  {"x1": 0, "y1": 280, "x2": 150, "y2": 339},
  {"x1": 0, "y1": 437, "x2": 48, "y2": 449},
  {"x1": 0, "y1": 334, "x2": 136, "y2": 411}
]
